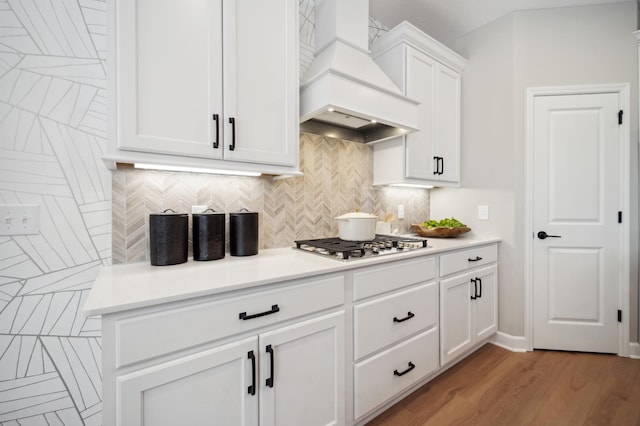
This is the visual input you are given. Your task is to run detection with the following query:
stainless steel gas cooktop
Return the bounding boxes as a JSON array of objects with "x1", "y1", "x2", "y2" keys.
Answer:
[{"x1": 294, "y1": 235, "x2": 429, "y2": 261}]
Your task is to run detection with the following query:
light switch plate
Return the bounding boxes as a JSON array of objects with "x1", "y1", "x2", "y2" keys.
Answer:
[
  {"x1": 397, "y1": 204, "x2": 405, "y2": 219},
  {"x1": 1, "y1": 205, "x2": 40, "y2": 235},
  {"x1": 478, "y1": 205, "x2": 489, "y2": 220}
]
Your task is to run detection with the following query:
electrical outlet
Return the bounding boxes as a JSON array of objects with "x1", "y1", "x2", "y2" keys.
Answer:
[
  {"x1": 478, "y1": 205, "x2": 489, "y2": 220},
  {"x1": 397, "y1": 204, "x2": 405, "y2": 219},
  {"x1": 1, "y1": 205, "x2": 40, "y2": 235}
]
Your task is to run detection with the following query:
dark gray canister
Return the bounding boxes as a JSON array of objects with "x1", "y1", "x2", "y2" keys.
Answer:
[
  {"x1": 149, "y1": 209, "x2": 188, "y2": 266},
  {"x1": 230, "y1": 209, "x2": 258, "y2": 256},
  {"x1": 192, "y1": 209, "x2": 225, "y2": 261}
]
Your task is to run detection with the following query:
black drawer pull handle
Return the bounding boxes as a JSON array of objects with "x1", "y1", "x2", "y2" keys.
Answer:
[
  {"x1": 394, "y1": 362, "x2": 416, "y2": 377},
  {"x1": 239, "y1": 304, "x2": 280, "y2": 320},
  {"x1": 393, "y1": 312, "x2": 415, "y2": 323},
  {"x1": 266, "y1": 344, "x2": 274, "y2": 388},
  {"x1": 212, "y1": 114, "x2": 219, "y2": 149},
  {"x1": 247, "y1": 350, "x2": 256, "y2": 395},
  {"x1": 468, "y1": 256, "x2": 483, "y2": 262}
]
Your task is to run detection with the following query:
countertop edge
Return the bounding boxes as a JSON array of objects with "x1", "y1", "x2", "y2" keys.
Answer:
[{"x1": 84, "y1": 237, "x2": 501, "y2": 316}]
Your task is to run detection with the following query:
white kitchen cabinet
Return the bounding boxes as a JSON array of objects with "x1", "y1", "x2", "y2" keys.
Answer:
[
  {"x1": 102, "y1": 275, "x2": 345, "y2": 426},
  {"x1": 106, "y1": 0, "x2": 299, "y2": 175},
  {"x1": 351, "y1": 257, "x2": 439, "y2": 421},
  {"x1": 115, "y1": 313, "x2": 344, "y2": 426},
  {"x1": 371, "y1": 22, "x2": 466, "y2": 187},
  {"x1": 259, "y1": 311, "x2": 345, "y2": 426},
  {"x1": 117, "y1": 337, "x2": 258, "y2": 426},
  {"x1": 440, "y1": 245, "x2": 498, "y2": 365}
]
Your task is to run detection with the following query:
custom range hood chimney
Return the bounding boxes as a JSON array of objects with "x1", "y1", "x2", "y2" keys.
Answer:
[{"x1": 299, "y1": 0, "x2": 419, "y2": 143}]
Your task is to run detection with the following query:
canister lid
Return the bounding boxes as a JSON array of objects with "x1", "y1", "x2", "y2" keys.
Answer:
[
  {"x1": 192, "y1": 208, "x2": 224, "y2": 216},
  {"x1": 150, "y1": 208, "x2": 187, "y2": 217},
  {"x1": 229, "y1": 208, "x2": 257, "y2": 216}
]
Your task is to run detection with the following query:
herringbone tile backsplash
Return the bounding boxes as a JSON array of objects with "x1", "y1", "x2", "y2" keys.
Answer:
[{"x1": 112, "y1": 133, "x2": 430, "y2": 263}]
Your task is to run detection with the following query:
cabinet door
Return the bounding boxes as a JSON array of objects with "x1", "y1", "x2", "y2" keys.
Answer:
[
  {"x1": 405, "y1": 48, "x2": 436, "y2": 180},
  {"x1": 259, "y1": 311, "x2": 345, "y2": 426},
  {"x1": 440, "y1": 274, "x2": 473, "y2": 365},
  {"x1": 472, "y1": 265, "x2": 498, "y2": 341},
  {"x1": 222, "y1": 0, "x2": 297, "y2": 167},
  {"x1": 116, "y1": 0, "x2": 224, "y2": 159},
  {"x1": 434, "y1": 64, "x2": 461, "y2": 183},
  {"x1": 117, "y1": 337, "x2": 258, "y2": 426}
]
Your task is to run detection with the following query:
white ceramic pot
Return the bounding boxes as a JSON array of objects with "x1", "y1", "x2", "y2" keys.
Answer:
[{"x1": 335, "y1": 212, "x2": 378, "y2": 241}]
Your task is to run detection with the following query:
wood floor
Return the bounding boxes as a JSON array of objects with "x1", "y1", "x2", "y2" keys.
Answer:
[{"x1": 366, "y1": 344, "x2": 640, "y2": 426}]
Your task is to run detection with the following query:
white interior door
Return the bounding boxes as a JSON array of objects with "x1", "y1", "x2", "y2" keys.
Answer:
[{"x1": 532, "y1": 92, "x2": 621, "y2": 353}]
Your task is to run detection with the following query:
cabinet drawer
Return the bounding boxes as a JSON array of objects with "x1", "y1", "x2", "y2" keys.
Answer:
[
  {"x1": 115, "y1": 275, "x2": 344, "y2": 368},
  {"x1": 354, "y1": 282, "x2": 437, "y2": 360},
  {"x1": 353, "y1": 256, "x2": 436, "y2": 301},
  {"x1": 354, "y1": 327, "x2": 439, "y2": 420},
  {"x1": 439, "y1": 244, "x2": 497, "y2": 277}
]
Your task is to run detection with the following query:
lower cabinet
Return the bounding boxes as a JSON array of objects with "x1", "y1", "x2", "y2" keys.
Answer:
[
  {"x1": 118, "y1": 337, "x2": 258, "y2": 426},
  {"x1": 440, "y1": 264, "x2": 498, "y2": 365},
  {"x1": 100, "y1": 243, "x2": 499, "y2": 425},
  {"x1": 351, "y1": 257, "x2": 439, "y2": 421},
  {"x1": 116, "y1": 311, "x2": 344, "y2": 426},
  {"x1": 259, "y1": 311, "x2": 345, "y2": 426}
]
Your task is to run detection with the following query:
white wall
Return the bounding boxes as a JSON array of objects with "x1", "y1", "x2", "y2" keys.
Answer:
[{"x1": 432, "y1": 1, "x2": 639, "y2": 340}]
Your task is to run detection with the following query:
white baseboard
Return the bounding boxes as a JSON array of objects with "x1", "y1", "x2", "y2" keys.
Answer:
[
  {"x1": 489, "y1": 332, "x2": 528, "y2": 352},
  {"x1": 630, "y1": 342, "x2": 640, "y2": 359}
]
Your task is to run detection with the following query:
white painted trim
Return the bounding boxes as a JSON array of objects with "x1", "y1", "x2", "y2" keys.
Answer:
[
  {"x1": 489, "y1": 332, "x2": 528, "y2": 352},
  {"x1": 630, "y1": 342, "x2": 640, "y2": 359},
  {"x1": 524, "y1": 84, "x2": 631, "y2": 356}
]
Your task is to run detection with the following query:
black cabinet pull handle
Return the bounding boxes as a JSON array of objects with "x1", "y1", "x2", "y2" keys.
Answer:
[
  {"x1": 266, "y1": 344, "x2": 274, "y2": 388},
  {"x1": 537, "y1": 231, "x2": 561, "y2": 240},
  {"x1": 239, "y1": 304, "x2": 280, "y2": 320},
  {"x1": 212, "y1": 114, "x2": 219, "y2": 149},
  {"x1": 468, "y1": 256, "x2": 483, "y2": 262},
  {"x1": 477, "y1": 277, "x2": 482, "y2": 298},
  {"x1": 393, "y1": 362, "x2": 415, "y2": 377},
  {"x1": 471, "y1": 278, "x2": 477, "y2": 300},
  {"x1": 247, "y1": 350, "x2": 256, "y2": 395},
  {"x1": 393, "y1": 312, "x2": 415, "y2": 323},
  {"x1": 439, "y1": 157, "x2": 444, "y2": 175},
  {"x1": 229, "y1": 117, "x2": 236, "y2": 151},
  {"x1": 433, "y1": 156, "x2": 440, "y2": 175}
]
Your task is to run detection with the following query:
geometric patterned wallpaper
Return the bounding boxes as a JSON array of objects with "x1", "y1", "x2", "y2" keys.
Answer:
[
  {"x1": 112, "y1": 134, "x2": 430, "y2": 263},
  {"x1": 0, "y1": 0, "x2": 425, "y2": 424},
  {"x1": 0, "y1": 0, "x2": 109, "y2": 424}
]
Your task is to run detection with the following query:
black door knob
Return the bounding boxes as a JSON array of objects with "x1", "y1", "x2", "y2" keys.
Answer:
[{"x1": 537, "y1": 231, "x2": 561, "y2": 239}]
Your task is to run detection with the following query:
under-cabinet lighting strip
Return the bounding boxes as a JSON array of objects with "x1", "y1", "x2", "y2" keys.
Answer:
[
  {"x1": 388, "y1": 183, "x2": 434, "y2": 189},
  {"x1": 134, "y1": 163, "x2": 261, "y2": 177}
]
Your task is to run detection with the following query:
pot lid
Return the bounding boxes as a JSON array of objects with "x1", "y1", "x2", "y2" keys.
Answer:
[{"x1": 335, "y1": 211, "x2": 377, "y2": 220}]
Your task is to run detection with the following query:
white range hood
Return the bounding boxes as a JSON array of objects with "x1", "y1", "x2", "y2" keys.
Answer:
[{"x1": 299, "y1": 0, "x2": 420, "y2": 143}]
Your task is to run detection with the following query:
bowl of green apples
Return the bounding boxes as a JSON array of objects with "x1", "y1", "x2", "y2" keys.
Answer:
[{"x1": 411, "y1": 217, "x2": 471, "y2": 238}]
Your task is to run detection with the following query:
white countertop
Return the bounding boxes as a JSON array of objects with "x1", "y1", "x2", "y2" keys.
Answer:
[{"x1": 84, "y1": 236, "x2": 500, "y2": 316}]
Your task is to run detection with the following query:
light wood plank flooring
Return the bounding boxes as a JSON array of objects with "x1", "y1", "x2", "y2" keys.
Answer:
[{"x1": 367, "y1": 344, "x2": 640, "y2": 426}]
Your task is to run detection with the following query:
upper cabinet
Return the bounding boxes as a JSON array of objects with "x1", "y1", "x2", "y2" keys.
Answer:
[
  {"x1": 371, "y1": 22, "x2": 467, "y2": 187},
  {"x1": 106, "y1": 0, "x2": 300, "y2": 175}
]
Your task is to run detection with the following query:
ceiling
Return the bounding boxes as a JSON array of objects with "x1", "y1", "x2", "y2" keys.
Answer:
[{"x1": 369, "y1": 0, "x2": 632, "y2": 46}]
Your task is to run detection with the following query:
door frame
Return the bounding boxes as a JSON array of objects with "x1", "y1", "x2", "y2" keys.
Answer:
[{"x1": 524, "y1": 83, "x2": 631, "y2": 356}]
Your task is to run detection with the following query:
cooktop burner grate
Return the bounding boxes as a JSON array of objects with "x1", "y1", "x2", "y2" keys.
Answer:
[{"x1": 294, "y1": 235, "x2": 428, "y2": 260}]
